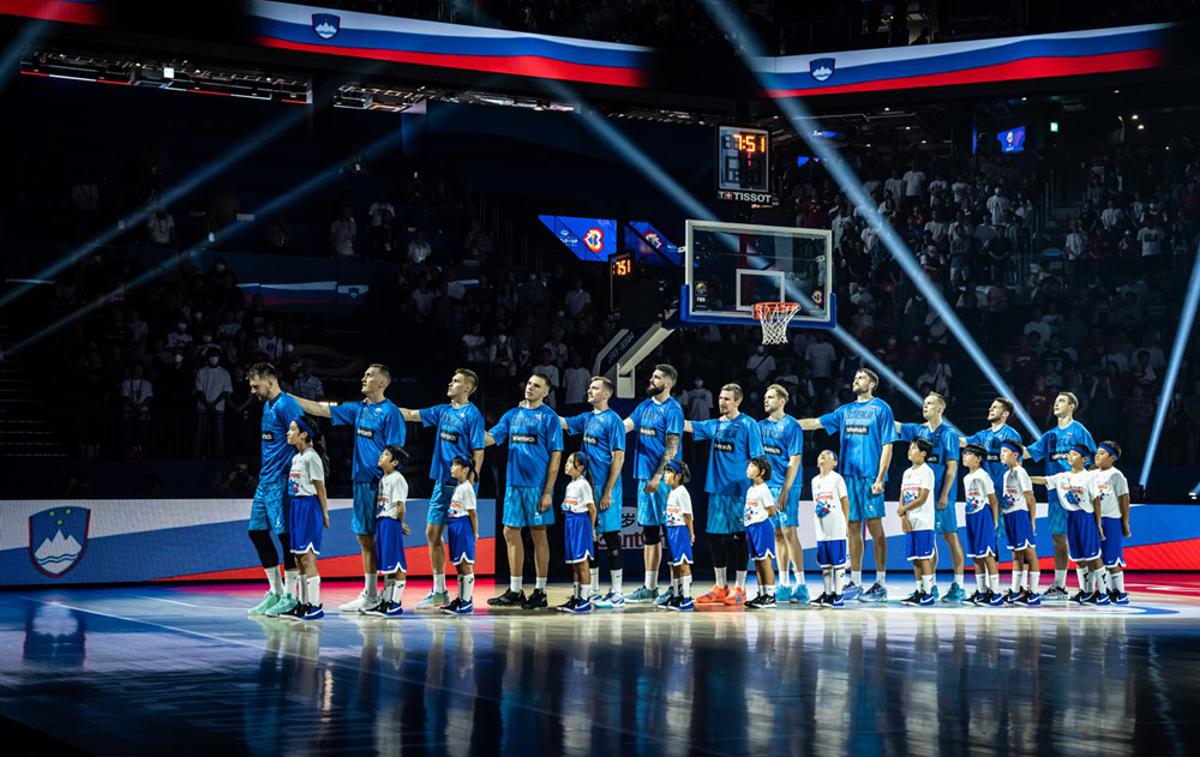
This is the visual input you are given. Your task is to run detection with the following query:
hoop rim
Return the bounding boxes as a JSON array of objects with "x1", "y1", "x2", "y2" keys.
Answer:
[{"x1": 752, "y1": 301, "x2": 803, "y2": 321}]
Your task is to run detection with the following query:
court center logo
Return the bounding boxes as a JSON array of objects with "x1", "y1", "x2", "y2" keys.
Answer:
[
  {"x1": 29, "y1": 507, "x2": 90, "y2": 577},
  {"x1": 312, "y1": 13, "x2": 341, "y2": 40},
  {"x1": 809, "y1": 57, "x2": 835, "y2": 82}
]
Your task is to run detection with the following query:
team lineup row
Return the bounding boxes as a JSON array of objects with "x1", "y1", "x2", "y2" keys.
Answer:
[{"x1": 238, "y1": 359, "x2": 1130, "y2": 620}]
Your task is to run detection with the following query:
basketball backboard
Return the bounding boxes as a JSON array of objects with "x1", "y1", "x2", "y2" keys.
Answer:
[{"x1": 680, "y1": 220, "x2": 835, "y2": 330}]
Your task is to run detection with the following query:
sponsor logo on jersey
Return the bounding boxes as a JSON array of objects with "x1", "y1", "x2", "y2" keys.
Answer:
[
  {"x1": 440, "y1": 430, "x2": 459, "y2": 443},
  {"x1": 639, "y1": 427, "x2": 658, "y2": 437},
  {"x1": 844, "y1": 424, "x2": 869, "y2": 435},
  {"x1": 713, "y1": 440, "x2": 735, "y2": 453},
  {"x1": 357, "y1": 428, "x2": 375, "y2": 439},
  {"x1": 583, "y1": 434, "x2": 603, "y2": 448},
  {"x1": 511, "y1": 433, "x2": 538, "y2": 444},
  {"x1": 763, "y1": 444, "x2": 783, "y2": 456},
  {"x1": 262, "y1": 432, "x2": 275, "y2": 442}
]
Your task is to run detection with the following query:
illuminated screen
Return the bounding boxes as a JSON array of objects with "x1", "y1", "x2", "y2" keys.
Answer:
[
  {"x1": 997, "y1": 126, "x2": 1026, "y2": 153},
  {"x1": 538, "y1": 215, "x2": 618, "y2": 262}
]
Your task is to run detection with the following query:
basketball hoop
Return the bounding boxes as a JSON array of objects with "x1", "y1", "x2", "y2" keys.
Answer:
[{"x1": 753, "y1": 302, "x2": 801, "y2": 345}]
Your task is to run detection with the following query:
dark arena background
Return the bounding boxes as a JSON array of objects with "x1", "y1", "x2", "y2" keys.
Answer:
[{"x1": 4, "y1": 1, "x2": 1200, "y2": 754}]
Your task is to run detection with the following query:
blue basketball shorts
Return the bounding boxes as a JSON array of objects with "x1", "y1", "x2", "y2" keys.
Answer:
[
  {"x1": 706, "y1": 494, "x2": 745, "y2": 535},
  {"x1": 964, "y1": 510, "x2": 997, "y2": 559},
  {"x1": 846, "y1": 477, "x2": 885, "y2": 521},
  {"x1": 934, "y1": 500, "x2": 960, "y2": 534},
  {"x1": 249, "y1": 475, "x2": 288, "y2": 534},
  {"x1": 667, "y1": 525, "x2": 694, "y2": 565},
  {"x1": 288, "y1": 495, "x2": 324, "y2": 555},
  {"x1": 1101, "y1": 516, "x2": 1125, "y2": 568},
  {"x1": 745, "y1": 520, "x2": 776, "y2": 561},
  {"x1": 427, "y1": 482, "x2": 454, "y2": 526},
  {"x1": 447, "y1": 516, "x2": 476, "y2": 565},
  {"x1": 502, "y1": 485, "x2": 554, "y2": 528},
  {"x1": 351, "y1": 480, "x2": 379, "y2": 537},
  {"x1": 1066, "y1": 509, "x2": 1101, "y2": 562},
  {"x1": 564, "y1": 511, "x2": 595, "y2": 564},
  {"x1": 769, "y1": 485, "x2": 802, "y2": 529},
  {"x1": 906, "y1": 530, "x2": 936, "y2": 561},
  {"x1": 636, "y1": 480, "x2": 668, "y2": 527},
  {"x1": 816, "y1": 539, "x2": 848, "y2": 568},
  {"x1": 376, "y1": 517, "x2": 408, "y2": 575},
  {"x1": 1047, "y1": 491, "x2": 1068, "y2": 536},
  {"x1": 1004, "y1": 510, "x2": 1035, "y2": 552},
  {"x1": 592, "y1": 474, "x2": 623, "y2": 533}
]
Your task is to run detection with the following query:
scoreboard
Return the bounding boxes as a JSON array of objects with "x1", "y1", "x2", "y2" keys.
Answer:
[{"x1": 716, "y1": 126, "x2": 772, "y2": 203}]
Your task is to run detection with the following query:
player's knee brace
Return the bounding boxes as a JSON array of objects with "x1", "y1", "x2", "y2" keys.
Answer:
[
  {"x1": 642, "y1": 525, "x2": 662, "y2": 545},
  {"x1": 248, "y1": 529, "x2": 278, "y2": 569},
  {"x1": 604, "y1": 532, "x2": 623, "y2": 569}
]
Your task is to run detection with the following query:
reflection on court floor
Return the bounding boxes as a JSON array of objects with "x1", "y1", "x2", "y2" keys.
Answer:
[{"x1": 3, "y1": 577, "x2": 1200, "y2": 756}]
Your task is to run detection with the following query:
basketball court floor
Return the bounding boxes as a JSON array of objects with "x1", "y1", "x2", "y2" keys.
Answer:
[{"x1": 4, "y1": 575, "x2": 1200, "y2": 756}]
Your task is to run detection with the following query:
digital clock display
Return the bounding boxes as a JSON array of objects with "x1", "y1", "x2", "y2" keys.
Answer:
[
  {"x1": 717, "y1": 126, "x2": 770, "y2": 194},
  {"x1": 610, "y1": 252, "x2": 634, "y2": 278}
]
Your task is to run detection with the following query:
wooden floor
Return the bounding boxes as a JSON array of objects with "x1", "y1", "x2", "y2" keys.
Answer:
[{"x1": 4, "y1": 575, "x2": 1200, "y2": 756}]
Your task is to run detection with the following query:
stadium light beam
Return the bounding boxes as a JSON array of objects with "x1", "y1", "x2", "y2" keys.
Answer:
[
  {"x1": 1139, "y1": 244, "x2": 1200, "y2": 487},
  {"x1": 0, "y1": 20, "x2": 49, "y2": 91},
  {"x1": 4, "y1": 127, "x2": 407, "y2": 358},
  {"x1": 698, "y1": 0, "x2": 1040, "y2": 439}
]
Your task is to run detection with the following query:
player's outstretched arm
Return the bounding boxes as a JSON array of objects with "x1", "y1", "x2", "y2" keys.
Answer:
[
  {"x1": 683, "y1": 420, "x2": 693, "y2": 434},
  {"x1": 398, "y1": 407, "x2": 421, "y2": 423},
  {"x1": 1029, "y1": 475, "x2": 1047, "y2": 486},
  {"x1": 623, "y1": 417, "x2": 635, "y2": 434},
  {"x1": 796, "y1": 418, "x2": 823, "y2": 431},
  {"x1": 293, "y1": 396, "x2": 333, "y2": 418}
]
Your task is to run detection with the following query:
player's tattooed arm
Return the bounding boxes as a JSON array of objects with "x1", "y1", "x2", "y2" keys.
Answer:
[{"x1": 645, "y1": 433, "x2": 680, "y2": 493}]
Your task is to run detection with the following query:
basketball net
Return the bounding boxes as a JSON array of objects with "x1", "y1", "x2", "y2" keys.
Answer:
[{"x1": 753, "y1": 302, "x2": 801, "y2": 345}]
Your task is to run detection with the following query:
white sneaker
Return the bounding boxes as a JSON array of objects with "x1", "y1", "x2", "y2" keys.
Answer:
[{"x1": 339, "y1": 589, "x2": 375, "y2": 613}]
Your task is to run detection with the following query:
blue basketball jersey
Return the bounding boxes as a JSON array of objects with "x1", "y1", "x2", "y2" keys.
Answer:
[
  {"x1": 691, "y1": 414, "x2": 765, "y2": 496},
  {"x1": 420, "y1": 402, "x2": 486, "y2": 487},
  {"x1": 490, "y1": 404, "x2": 564, "y2": 487},
  {"x1": 964, "y1": 424, "x2": 1022, "y2": 495},
  {"x1": 627, "y1": 397, "x2": 684, "y2": 480},
  {"x1": 330, "y1": 398, "x2": 406, "y2": 482},
  {"x1": 1028, "y1": 421, "x2": 1096, "y2": 477},
  {"x1": 564, "y1": 408, "x2": 626, "y2": 498},
  {"x1": 818, "y1": 397, "x2": 897, "y2": 480},
  {"x1": 758, "y1": 415, "x2": 803, "y2": 491},
  {"x1": 898, "y1": 421, "x2": 959, "y2": 503},
  {"x1": 260, "y1": 392, "x2": 303, "y2": 479}
]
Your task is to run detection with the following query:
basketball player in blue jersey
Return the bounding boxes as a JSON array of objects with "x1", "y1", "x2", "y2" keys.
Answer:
[
  {"x1": 561, "y1": 375, "x2": 627, "y2": 608},
  {"x1": 246, "y1": 363, "x2": 305, "y2": 617},
  {"x1": 1026, "y1": 391, "x2": 1096, "y2": 600},
  {"x1": 485, "y1": 373, "x2": 564, "y2": 610},
  {"x1": 685, "y1": 383, "x2": 765, "y2": 607},
  {"x1": 292, "y1": 363, "x2": 406, "y2": 612},
  {"x1": 758, "y1": 384, "x2": 807, "y2": 604},
  {"x1": 959, "y1": 397, "x2": 1022, "y2": 550},
  {"x1": 622, "y1": 364, "x2": 684, "y2": 603},
  {"x1": 798, "y1": 369, "x2": 896, "y2": 602},
  {"x1": 894, "y1": 392, "x2": 966, "y2": 602},
  {"x1": 400, "y1": 369, "x2": 486, "y2": 608}
]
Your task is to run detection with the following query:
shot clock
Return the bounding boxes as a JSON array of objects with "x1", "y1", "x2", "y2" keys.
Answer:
[{"x1": 716, "y1": 126, "x2": 772, "y2": 203}]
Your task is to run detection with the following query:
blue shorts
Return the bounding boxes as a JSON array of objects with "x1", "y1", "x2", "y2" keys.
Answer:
[
  {"x1": 906, "y1": 530, "x2": 936, "y2": 561},
  {"x1": 1047, "y1": 492, "x2": 1068, "y2": 536},
  {"x1": 846, "y1": 477, "x2": 885, "y2": 521},
  {"x1": 502, "y1": 485, "x2": 554, "y2": 528},
  {"x1": 288, "y1": 495, "x2": 324, "y2": 555},
  {"x1": 447, "y1": 517, "x2": 476, "y2": 564},
  {"x1": 591, "y1": 474, "x2": 623, "y2": 534},
  {"x1": 965, "y1": 510, "x2": 997, "y2": 559},
  {"x1": 816, "y1": 539, "x2": 848, "y2": 568},
  {"x1": 706, "y1": 494, "x2": 745, "y2": 535},
  {"x1": 769, "y1": 485, "x2": 802, "y2": 528},
  {"x1": 934, "y1": 502, "x2": 959, "y2": 534},
  {"x1": 376, "y1": 517, "x2": 408, "y2": 575},
  {"x1": 1101, "y1": 517, "x2": 1126, "y2": 568},
  {"x1": 1066, "y1": 510, "x2": 1101, "y2": 562},
  {"x1": 427, "y1": 482, "x2": 454, "y2": 526},
  {"x1": 249, "y1": 475, "x2": 288, "y2": 534},
  {"x1": 745, "y1": 520, "x2": 776, "y2": 561},
  {"x1": 351, "y1": 480, "x2": 379, "y2": 537},
  {"x1": 636, "y1": 481, "x2": 668, "y2": 527},
  {"x1": 564, "y1": 511, "x2": 594, "y2": 564},
  {"x1": 667, "y1": 525, "x2": 694, "y2": 565},
  {"x1": 1004, "y1": 510, "x2": 1036, "y2": 552}
]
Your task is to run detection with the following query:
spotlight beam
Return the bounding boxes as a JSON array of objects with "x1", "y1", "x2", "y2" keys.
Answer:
[
  {"x1": 1139, "y1": 244, "x2": 1200, "y2": 487},
  {"x1": 0, "y1": 20, "x2": 49, "y2": 91},
  {"x1": 698, "y1": 0, "x2": 1040, "y2": 439}
]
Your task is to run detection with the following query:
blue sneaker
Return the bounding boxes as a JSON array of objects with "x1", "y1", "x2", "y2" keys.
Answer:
[
  {"x1": 627, "y1": 586, "x2": 658, "y2": 603},
  {"x1": 917, "y1": 591, "x2": 935, "y2": 607},
  {"x1": 1089, "y1": 591, "x2": 1111, "y2": 606},
  {"x1": 1016, "y1": 590, "x2": 1042, "y2": 607},
  {"x1": 841, "y1": 582, "x2": 861, "y2": 601},
  {"x1": 289, "y1": 604, "x2": 324, "y2": 621},
  {"x1": 829, "y1": 593, "x2": 845, "y2": 608},
  {"x1": 249, "y1": 590, "x2": 281, "y2": 616},
  {"x1": 654, "y1": 587, "x2": 676, "y2": 606},
  {"x1": 942, "y1": 583, "x2": 966, "y2": 603},
  {"x1": 790, "y1": 584, "x2": 810, "y2": 604},
  {"x1": 775, "y1": 585, "x2": 792, "y2": 603},
  {"x1": 929, "y1": 584, "x2": 940, "y2": 601},
  {"x1": 568, "y1": 598, "x2": 593, "y2": 614},
  {"x1": 1111, "y1": 591, "x2": 1130, "y2": 606},
  {"x1": 669, "y1": 596, "x2": 695, "y2": 612},
  {"x1": 592, "y1": 591, "x2": 626, "y2": 609},
  {"x1": 363, "y1": 600, "x2": 404, "y2": 618},
  {"x1": 442, "y1": 598, "x2": 474, "y2": 615},
  {"x1": 416, "y1": 590, "x2": 450, "y2": 609},
  {"x1": 986, "y1": 590, "x2": 1005, "y2": 607},
  {"x1": 859, "y1": 582, "x2": 888, "y2": 602}
]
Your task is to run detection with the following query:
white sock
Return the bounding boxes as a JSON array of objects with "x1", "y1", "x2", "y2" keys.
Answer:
[
  {"x1": 463, "y1": 574, "x2": 475, "y2": 601},
  {"x1": 393, "y1": 579, "x2": 407, "y2": 604},
  {"x1": 681, "y1": 575, "x2": 693, "y2": 598},
  {"x1": 1010, "y1": 570, "x2": 1022, "y2": 592},
  {"x1": 1096, "y1": 568, "x2": 1109, "y2": 593},
  {"x1": 954, "y1": 572, "x2": 964, "y2": 589},
  {"x1": 611, "y1": 569, "x2": 624, "y2": 596},
  {"x1": 1030, "y1": 571, "x2": 1041, "y2": 592},
  {"x1": 285, "y1": 569, "x2": 300, "y2": 596},
  {"x1": 364, "y1": 573, "x2": 377, "y2": 597},
  {"x1": 736, "y1": 570, "x2": 748, "y2": 590},
  {"x1": 1113, "y1": 572, "x2": 1125, "y2": 593},
  {"x1": 764, "y1": 583, "x2": 776, "y2": 597},
  {"x1": 852, "y1": 570, "x2": 863, "y2": 586},
  {"x1": 645, "y1": 571, "x2": 657, "y2": 590},
  {"x1": 306, "y1": 576, "x2": 321, "y2": 607},
  {"x1": 1054, "y1": 569, "x2": 1067, "y2": 589},
  {"x1": 823, "y1": 570, "x2": 834, "y2": 594},
  {"x1": 834, "y1": 568, "x2": 845, "y2": 593},
  {"x1": 714, "y1": 566, "x2": 728, "y2": 589},
  {"x1": 265, "y1": 567, "x2": 282, "y2": 594},
  {"x1": 433, "y1": 572, "x2": 446, "y2": 594},
  {"x1": 875, "y1": 570, "x2": 887, "y2": 588},
  {"x1": 590, "y1": 571, "x2": 600, "y2": 596},
  {"x1": 1076, "y1": 567, "x2": 1087, "y2": 592},
  {"x1": 777, "y1": 566, "x2": 791, "y2": 588},
  {"x1": 988, "y1": 574, "x2": 1000, "y2": 593},
  {"x1": 535, "y1": 576, "x2": 547, "y2": 591},
  {"x1": 510, "y1": 577, "x2": 523, "y2": 593},
  {"x1": 915, "y1": 576, "x2": 923, "y2": 592},
  {"x1": 922, "y1": 575, "x2": 935, "y2": 594},
  {"x1": 297, "y1": 574, "x2": 308, "y2": 604},
  {"x1": 975, "y1": 572, "x2": 985, "y2": 593},
  {"x1": 794, "y1": 560, "x2": 805, "y2": 585},
  {"x1": 382, "y1": 577, "x2": 395, "y2": 603},
  {"x1": 573, "y1": 581, "x2": 582, "y2": 599}
]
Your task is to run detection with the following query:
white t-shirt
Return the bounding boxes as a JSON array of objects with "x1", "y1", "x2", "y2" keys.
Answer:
[
  {"x1": 743, "y1": 483, "x2": 775, "y2": 526},
  {"x1": 902, "y1": 169, "x2": 926, "y2": 197},
  {"x1": 1044, "y1": 470, "x2": 1097, "y2": 513},
  {"x1": 962, "y1": 468, "x2": 995, "y2": 515},
  {"x1": 448, "y1": 481, "x2": 476, "y2": 519},
  {"x1": 1091, "y1": 467, "x2": 1129, "y2": 519},
  {"x1": 1137, "y1": 225, "x2": 1165, "y2": 257},
  {"x1": 376, "y1": 470, "x2": 409, "y2": 519},
  {"x1": 1002, "y1": 466, "x2": 1033, "y2": 513},
  {"x1": 901, "y1": 464, "x2": 936, "y2": 531},
  {"x1": 562, "y1": 477, "x2": 594, "y2": 514},
  {"x1": 194, "y1": 365, "x2": 232, "y2": 411},
  {"x1": 811, "y1": 471, "x2": 849, "y2": 541},
  {"x1": 289, "y1": 447, "x2": 325, "y2": 497},
  {"x1": 665, "y1": 486, "x2": 693, "y2": 527}
]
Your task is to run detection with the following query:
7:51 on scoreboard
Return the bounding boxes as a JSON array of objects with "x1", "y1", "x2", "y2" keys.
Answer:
[{"x1": 716, "y1": 126, "x2": 772, "y2": 202}]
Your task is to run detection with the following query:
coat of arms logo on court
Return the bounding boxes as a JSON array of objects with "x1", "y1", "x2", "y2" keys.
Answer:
[
  {"x1": 809, "y1": 57, "x2": 836, "y2": 82},
  {"x1": 29, "y1": 507, "x2": 90, "y2": 577},
  {"x1": 312, "y1": 13, "x2": 341, "y2": 40}
]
